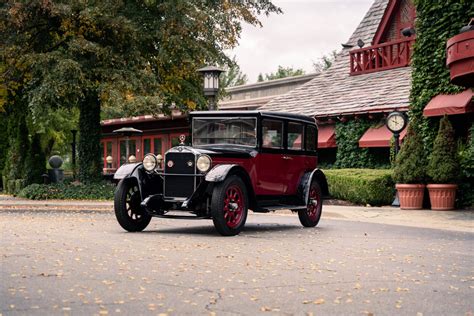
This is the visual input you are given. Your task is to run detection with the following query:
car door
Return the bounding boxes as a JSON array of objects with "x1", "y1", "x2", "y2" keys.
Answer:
[
  {"x1": 255, "y1": 119, "x2": 287, "y2": 195},
  {"x1": 284, "y1": 122, "x2": 309, "y2": 195}
]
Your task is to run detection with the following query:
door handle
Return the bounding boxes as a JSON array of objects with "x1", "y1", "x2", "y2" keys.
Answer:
[{"x1": 282, "y1": 156, "x2": 293, "y2": 160}]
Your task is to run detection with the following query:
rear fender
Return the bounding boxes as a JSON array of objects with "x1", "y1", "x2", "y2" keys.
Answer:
[{"x1": 298, "y1": 169, "x2": 329, "y2": 204}]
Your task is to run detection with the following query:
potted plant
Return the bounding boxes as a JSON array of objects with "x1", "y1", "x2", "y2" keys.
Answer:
[
  {"x1": 426, "y1": 116, "x2": 459, "y2": 210},
  {"x1": 393, "y1": 124, "x2": 426, "y2": 210}
]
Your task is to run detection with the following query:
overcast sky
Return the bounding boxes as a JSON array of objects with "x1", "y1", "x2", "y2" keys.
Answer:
[{"x1": 229, "y1": 0, "x2": 374, "y2": 83}]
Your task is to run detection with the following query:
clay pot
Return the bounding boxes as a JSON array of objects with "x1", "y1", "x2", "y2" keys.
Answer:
[
  {"x1": 427, "y1": 184, "x2": 458, "y2": 210},
  {"x1": 396, "y1": 184, "x2": 426, "y2": 210}
]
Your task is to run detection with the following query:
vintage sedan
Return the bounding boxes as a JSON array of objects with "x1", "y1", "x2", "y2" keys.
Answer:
[{"x1": 114, "y1": 111, "x2": 329, "y2": 236}]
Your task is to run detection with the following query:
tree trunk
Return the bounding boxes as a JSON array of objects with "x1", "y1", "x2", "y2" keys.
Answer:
[{"x1": 78, "y1": 94, "x2": 102, "y2": 183}]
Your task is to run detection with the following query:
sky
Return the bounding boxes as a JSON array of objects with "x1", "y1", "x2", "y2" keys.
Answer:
[{"x1": 229, "y1": 0, "x2": 374, "y2": 83}]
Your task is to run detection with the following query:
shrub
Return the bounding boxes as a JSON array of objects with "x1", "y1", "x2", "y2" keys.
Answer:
[
  {"x1": 458, "y1": 125, "x2": 474, "y2": 207},
  {"x1": 324, "y1": 169, "x2": 395, "y2": 206},
  {"x1": 19, "y1": 181, "x2": 115, "y2": 200},
  {"x1": 427, "y1": 116, "x2": 459, "y2": 183},
  {"x1": 392, "y1": 123, "x2": 426, "y2": 183}
]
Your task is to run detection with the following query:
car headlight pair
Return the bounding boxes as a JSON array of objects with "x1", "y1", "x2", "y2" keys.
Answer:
[{"x1": 144, "y1": 154, "x2": 211, "y2": 173}]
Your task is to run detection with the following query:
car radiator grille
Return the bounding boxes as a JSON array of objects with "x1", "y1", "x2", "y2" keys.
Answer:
[{"x1": 164, "y1": 152, "x2": 195, "y2": 198}]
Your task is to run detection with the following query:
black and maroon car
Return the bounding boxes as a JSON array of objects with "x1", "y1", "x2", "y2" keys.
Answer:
[{"x1": 113, "y1": 111, "x2": 329, "y2": 236}]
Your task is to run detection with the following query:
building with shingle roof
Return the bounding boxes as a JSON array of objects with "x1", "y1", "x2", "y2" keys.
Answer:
[{"x1": 264, "y1": 0, "x2": 413, "y2": 119}]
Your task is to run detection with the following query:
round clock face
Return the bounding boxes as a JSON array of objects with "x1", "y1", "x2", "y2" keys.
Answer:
[{"x1": 386, "y1": 112, "x2": 407, "y2": 133}]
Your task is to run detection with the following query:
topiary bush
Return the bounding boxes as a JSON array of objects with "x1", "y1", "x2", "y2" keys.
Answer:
[
  {"x1": 324, "y1": 168, "x2": 395, "y2": 206},
  {"x1": 18, "y1": 181, "x2": 115, "y2": 200},
  {"x1": 392, "y1": 123, "x2": 426, "y2": 184},
  {"x1": 427, "y1": 116, "x2": 459, "y2": 183},
  {"x1": 458, "y1": 124, "x2": 474, "y2": 207}
]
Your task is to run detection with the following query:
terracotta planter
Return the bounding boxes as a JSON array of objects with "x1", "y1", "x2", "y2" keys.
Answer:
[
  {"x1": 427, "y1": 184, "x2": 458, "y2": 210},
  {"x1": 395, "y1": 184, "x2": 425, "y2": 210}
]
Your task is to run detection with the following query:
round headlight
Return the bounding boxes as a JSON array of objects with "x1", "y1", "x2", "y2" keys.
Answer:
[
  {"x1": 143, "y1": 154, "x2": 157, "y2": 171},
  {"x1": 196, "y1": 155, "x2": 211, "y2": 172}
]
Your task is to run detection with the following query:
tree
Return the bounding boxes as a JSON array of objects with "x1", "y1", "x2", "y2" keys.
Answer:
[
  {"x1": 258, "y1": 66, "x2": 305, "y2": 82},
  {"x1": 313, "y1": 50, "x2": 338, "y2": 72},
  {"x1": 220, "y1": 56, "x2": 248, "y2": 89},
  {"x1": 1, "y1": 0, "x2": 281, "y2": 183}
]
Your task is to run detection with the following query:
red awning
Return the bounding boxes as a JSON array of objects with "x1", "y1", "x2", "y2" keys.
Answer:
[
  {"x1": 423, "y1": 89, "x2": 473, "y2": 117},
  {"x1": 359, "y1": 125, "x2": 408, "y2": 148},
  {"x1": 318, "y1": 125, "x2": 337, "y2": 148}
]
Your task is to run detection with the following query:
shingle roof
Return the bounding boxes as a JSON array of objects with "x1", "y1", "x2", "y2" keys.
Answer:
[{"x1": 263, "y1": 0, "x2": 412, "y2": 118}]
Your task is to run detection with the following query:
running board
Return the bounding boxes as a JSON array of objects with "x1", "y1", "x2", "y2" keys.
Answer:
[
  {"x1": 255, "y1": 205, "x2": 305, "y2": 212},
  {"x1": 152, "y1": 214, "x2": 211, "y2": 220}
]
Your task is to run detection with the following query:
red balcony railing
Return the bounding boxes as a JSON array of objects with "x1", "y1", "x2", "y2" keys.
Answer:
[{"x1": 350, "y1": 38, "x2": 415, "y2": 75}]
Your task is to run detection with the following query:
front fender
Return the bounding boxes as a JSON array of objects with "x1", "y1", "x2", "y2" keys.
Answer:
[
  {"x1": 205, "y1": 164, "x2": 239, "y2": 182},
  {"x1": 113, "y1": 163, "x2": 141, "y2": 180}
]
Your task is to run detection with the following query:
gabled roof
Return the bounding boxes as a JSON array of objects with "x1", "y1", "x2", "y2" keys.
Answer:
[{"x1": 263, "y1": 0, "x2": 412, "y2": 118}]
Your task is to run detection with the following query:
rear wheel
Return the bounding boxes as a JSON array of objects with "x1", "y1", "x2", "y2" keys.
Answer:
[
  {"x1": 114, "y1": 179, "x2": 151, "y2": 232},
  {"x1": 211, "y1": 175, "x2": 248, "y2": 236},
  {"x1": 298, "y1": 181, "x2": 323, "y2": 227}
]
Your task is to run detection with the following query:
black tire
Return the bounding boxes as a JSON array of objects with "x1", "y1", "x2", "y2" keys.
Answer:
[
  {"x1": 114, "y1": 179, "x2": 151, "y2": 232},
  {"x1": 211, "y1": 175, "x2": 248, "y2": 236},
  {"x1": 298, "y1": 181, "x2": 323, "y2": 227}
]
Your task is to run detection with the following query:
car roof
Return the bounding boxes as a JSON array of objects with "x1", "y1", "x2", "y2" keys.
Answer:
[{"x1": 189, "y1": 110, "x2": 316, "y2": 124}]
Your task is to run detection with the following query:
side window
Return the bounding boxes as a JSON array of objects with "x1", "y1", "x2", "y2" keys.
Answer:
[
  {"x1": 305, "y1": 125, "x2": 317, "y2": 151},
  {"x1": 262, "y1": 120, "x2": 283, "y2": 149},
  {"x1": 287, "y1": 122, "x2": 303, "y2": 150}
]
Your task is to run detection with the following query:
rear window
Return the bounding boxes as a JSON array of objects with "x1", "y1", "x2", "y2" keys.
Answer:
[
  {"x1": 305, "y1": 125, "x2": 317, "y2": 151},
  {"x1": 288, "y1": 122, "x2": 303, "y2": 150}
]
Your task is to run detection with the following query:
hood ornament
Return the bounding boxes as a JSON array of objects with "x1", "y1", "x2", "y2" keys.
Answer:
[{"x1": 179, "y1": 134, "x2": 186, "y2": 145}]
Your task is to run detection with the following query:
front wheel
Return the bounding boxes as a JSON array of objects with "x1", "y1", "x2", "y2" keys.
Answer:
[
  {"x1": 298, "y1": 181, "x2": 323, "y2": 227},
  {"x1": 211, "y1": 175, "x2": 248, "y2": 236},
  {"x1": 114, "y1": 179, "x2": 151, "y2": 232}
]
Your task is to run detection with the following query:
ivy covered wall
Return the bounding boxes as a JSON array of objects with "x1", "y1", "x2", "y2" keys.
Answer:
[{"x1": 410, "y1": 0, "x2": 474, "y2": 147}]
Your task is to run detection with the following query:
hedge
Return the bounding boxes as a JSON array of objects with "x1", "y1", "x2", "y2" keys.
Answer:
[
  {"x1": 324, "y1": 169, "x2": 394, "y2": 206},
  {"x1": 18, "y1": 182, "x2": 115, "y2": 200}
]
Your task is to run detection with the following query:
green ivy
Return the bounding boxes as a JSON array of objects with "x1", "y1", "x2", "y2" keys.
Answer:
[
  {"x1": 334, "y1": 119, "x2": 373, "y2": 168},
  {"x1": 410, "y1": 0, "x2": 474, "y2": 148},
  {"x1": 19, "y1": 181, "x2": 114, "y2": 200}
]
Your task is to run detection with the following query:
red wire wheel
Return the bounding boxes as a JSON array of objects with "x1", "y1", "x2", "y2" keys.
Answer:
[
  {"x1": 298, "y1": 181, "x2": 323, "y2": 227},
  {"x1": 223, "y1": 185, "x2": 245, "y2": 228},
  {"x1": 211, "y1": 175, "x2": 248, "y2": 236}
]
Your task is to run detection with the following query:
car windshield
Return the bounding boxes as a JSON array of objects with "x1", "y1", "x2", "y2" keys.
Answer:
[{"x1": 192, "y1": 117, "x2": 257, "y2": 147}]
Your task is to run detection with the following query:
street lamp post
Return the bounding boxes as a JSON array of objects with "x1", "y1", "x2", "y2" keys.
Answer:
[{"x1": 197, "y1": 66, "x2": 225, "y2": 110}]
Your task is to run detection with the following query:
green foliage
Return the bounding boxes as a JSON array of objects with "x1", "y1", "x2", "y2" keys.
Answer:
[
  {"x1": 220, "y1": 56, "x2": 248, "y2": 89},
  {"x1": 409, "y1": 0, "x2": 474, "y2": 148},
  {"x1": 257, "y1": 65, "x2": 305, "y2": 82},
  {"x1": 392, "y1": 124, "x2": 426, "y2": 183},
  {"x1": 324, "y1": 169, "x2": 395, "y2": 206},
  {"x1": 19, "y1": 182, "x2": 115, "y2": 200},
  {"x1": 334, "y1": 119, "x2": 373, "y2": 168},
  {"x1": 427, "y1": 116, "x2": 459, "y2": 183},
  {"x1": 313, "y1": 50, "x2": 338, "y2": 72}
]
